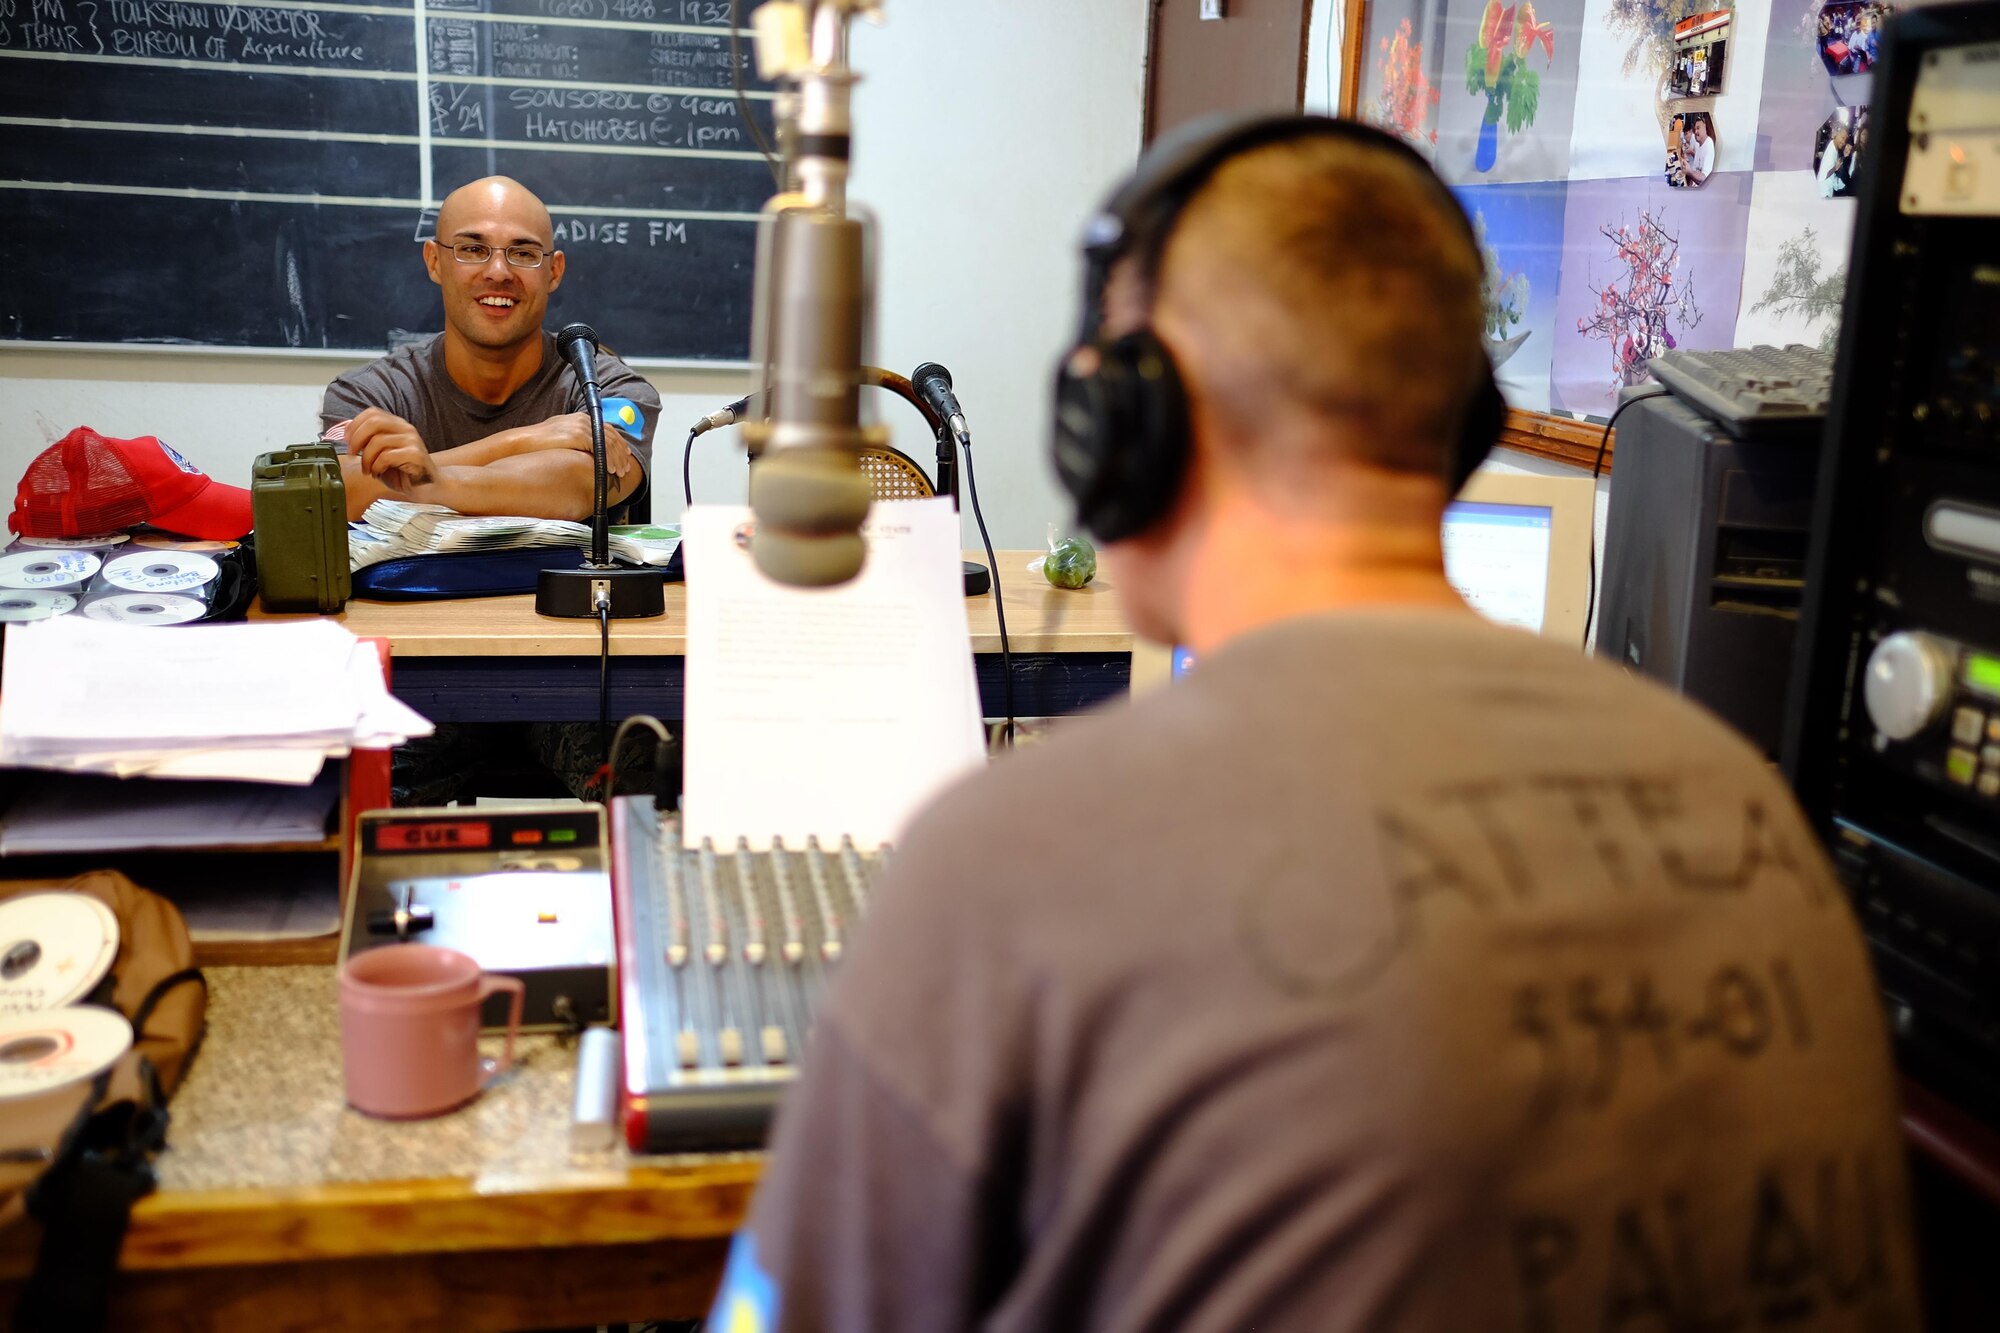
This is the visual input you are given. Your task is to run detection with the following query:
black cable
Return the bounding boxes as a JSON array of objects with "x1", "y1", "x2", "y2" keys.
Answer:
[
  {"x1": 1582, "y1": 387, "x2": 1671, "y2": 651},
  {"x1": 958, "y1": 438, "x2": 1015, "y2": 748},
  {"x1": 731, "y1": 0, "x2": 781, "y2": 187},
  {"x1": 605, "y1": 714, "x2": 673, "y2": 803},
  {"x1": 597, "y1": 595, "x2": 612, "y2": 770},
  {"x1": 681, "y1": 426, "x2": 698, "y2": 508}
]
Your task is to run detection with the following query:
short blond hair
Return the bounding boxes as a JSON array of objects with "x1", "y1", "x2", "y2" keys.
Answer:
[{"x1": 1151, "y1": 135, "x2": 1487, "y2": 479}]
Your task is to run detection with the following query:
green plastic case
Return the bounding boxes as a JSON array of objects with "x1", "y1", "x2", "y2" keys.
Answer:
[{"x1": 251, "y1": 443, "x2": 350, "y2": 613}]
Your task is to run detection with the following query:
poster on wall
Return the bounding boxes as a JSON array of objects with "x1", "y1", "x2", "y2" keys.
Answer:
[
  {"x1": 1566, "y1": 0, "x2": 1770, "y2": 181},
  {"x1": 1341, "y1": 0, "x2": 1896, "y2": 422},
  {"x1": 1757, "y1": 0, "x2": 1876, "y2": 169},
  {"x1": 1434, "y1": 0, "x2": 1586, "y2": 184},
  {"x1": 1734, "y1": 169, "x2": 1856, "y2": 350},
  {"x1": 1455, "y1": 181, "x2": 1570, "y2": 411},
  {"x1": 1361, "y1": 2, "x2": 1451, "y2": 150},
  {"x1": 1550, "y1": 172, "x2": 1754, "y2": 418}
]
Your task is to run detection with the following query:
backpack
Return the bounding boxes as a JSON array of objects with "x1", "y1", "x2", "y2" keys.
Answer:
[{"x1": 0, "y1": 871, "x2": 207, "y2": 1332}]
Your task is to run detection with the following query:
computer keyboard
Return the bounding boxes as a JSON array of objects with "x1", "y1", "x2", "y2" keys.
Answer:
[{"x1": 1646, "y1": 344, "x2": 1834, "y2": 439}]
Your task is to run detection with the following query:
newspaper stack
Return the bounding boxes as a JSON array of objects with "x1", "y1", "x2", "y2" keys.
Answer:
[
  {"x1": 0, "y1": 616, "x2": 433, "y2": 784},
  {"x1": 350, "y1": 500, "x2": 679, "y2": 571}
]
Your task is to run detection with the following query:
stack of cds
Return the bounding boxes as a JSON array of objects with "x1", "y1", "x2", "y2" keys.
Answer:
[
  {"x1": 0, "y1": 533, "x2": 227, "y2": 627},
  {"x1": 0, "y1": 892, "x2": 133, "y2": 1105}
]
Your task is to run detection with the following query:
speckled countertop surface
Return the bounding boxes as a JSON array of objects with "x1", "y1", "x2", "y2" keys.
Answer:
[{"x1": 156, "y1": 966, "x2": 667, "y2": 1194}]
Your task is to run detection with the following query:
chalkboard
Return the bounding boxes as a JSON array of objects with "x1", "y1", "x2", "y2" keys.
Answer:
[{"x1": 0, "y1": 0, "x2": 777, "y2": 359}]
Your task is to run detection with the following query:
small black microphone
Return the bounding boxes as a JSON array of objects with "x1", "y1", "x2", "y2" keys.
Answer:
[
  {"x1": 557, "y1": 322, "x2": 600, "y2": 390},
  {"x1": 912, "y1": 362, "x2": 970, "y2": 447}
]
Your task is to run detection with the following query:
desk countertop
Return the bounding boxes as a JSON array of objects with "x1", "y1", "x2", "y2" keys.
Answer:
[
  {"x1": 158, "y1": 966, "x2": 632, "y2": 1194},
  {"x1": 253, "y1": 549, "x2": 1133, "y2": 657},
  {"x1": 7, "y1": 966, "x2": 760, "y2": 1280}
]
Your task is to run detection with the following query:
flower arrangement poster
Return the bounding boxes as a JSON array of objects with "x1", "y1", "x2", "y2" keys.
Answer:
[
  {"x1": 1435, "y1": 0, "x2": 1587, "y2": 185},
  {"x1": 1734, "y1": 169, "x2": 1855, "y2": 349},
  {"x1": 1550, "y1": 172, "x2": 1753, "y2": 418},
  {"x1": 1455, "y1": 181, "x2": 1570, "y2": 412}
]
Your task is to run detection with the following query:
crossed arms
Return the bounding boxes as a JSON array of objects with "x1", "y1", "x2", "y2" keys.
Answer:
[{"x1": 338, "y1": 408, "x2": 643, "y2": 522}]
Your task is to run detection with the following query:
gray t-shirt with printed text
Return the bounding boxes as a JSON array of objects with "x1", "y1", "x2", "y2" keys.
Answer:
[{"x1": 730, "y1": 609, "x2": 1921, "y2": 1333}]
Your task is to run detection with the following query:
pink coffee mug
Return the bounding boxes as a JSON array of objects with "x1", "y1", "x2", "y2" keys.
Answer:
[{"x1": 338, "y1": 945, "x2": 525, "y2": 1120}]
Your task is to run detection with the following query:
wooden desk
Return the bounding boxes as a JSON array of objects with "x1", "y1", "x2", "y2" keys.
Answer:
[
  {"x1": 254, "y1": 551, "x2": 1134, "y2": 721},
  {"x1": 0, "y1": 967, "x2": 751, "y2": 1332}
]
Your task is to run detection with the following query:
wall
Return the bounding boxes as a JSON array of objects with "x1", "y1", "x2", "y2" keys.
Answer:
[
  {"x1": 0, "y1": 0, "x2": 1151, "y2": 550},
  {"x1": 1303, "y1": 0, "x2": 1346, "y2": 113}
]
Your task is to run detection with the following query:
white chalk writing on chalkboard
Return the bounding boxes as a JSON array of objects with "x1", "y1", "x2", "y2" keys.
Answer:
[{"x1": 2, "y1": 0, "x2": 771, "y2": 353}]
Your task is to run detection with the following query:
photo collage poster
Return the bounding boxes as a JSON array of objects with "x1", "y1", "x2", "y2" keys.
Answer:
[{"x1": 1355, "y1": 0, "x2": 1904, "y2": 419}]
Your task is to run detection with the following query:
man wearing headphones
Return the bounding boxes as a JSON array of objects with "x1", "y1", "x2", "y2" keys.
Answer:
[{"x1": 710, "y1": 117, "x2": 1919, "y2": 1332}]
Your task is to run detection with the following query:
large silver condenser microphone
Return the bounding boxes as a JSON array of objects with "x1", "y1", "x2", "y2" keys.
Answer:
[{"x1": 741, "y1": 0, "x2": 886, "y2": 588}]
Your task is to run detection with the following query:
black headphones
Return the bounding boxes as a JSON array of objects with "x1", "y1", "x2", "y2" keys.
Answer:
[{"x1": 1050, "y1": 113, "x2": 1507, "y2": 545}]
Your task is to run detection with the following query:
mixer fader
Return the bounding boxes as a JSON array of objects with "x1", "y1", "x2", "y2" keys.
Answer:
[{"x1": 610, "y1": 796, "x2": 888, "y2": 1152}]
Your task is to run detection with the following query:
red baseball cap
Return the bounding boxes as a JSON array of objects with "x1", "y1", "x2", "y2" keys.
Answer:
[{"x1": 10, "y1": 428, "x2": 254, "y2": 541}]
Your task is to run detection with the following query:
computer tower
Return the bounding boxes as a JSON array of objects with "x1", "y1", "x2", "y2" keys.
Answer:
[{"x1": 1595, "y1": 392, "x2": 1818, "y2": 757}]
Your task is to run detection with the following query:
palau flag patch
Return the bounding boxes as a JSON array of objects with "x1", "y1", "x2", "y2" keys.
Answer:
[
  {"x1": 712, "y1": 1232, "x2": 781, "y2": 1333},
  {"x1": 599, "y1": 396, "x2": 647, "y2": 439}
]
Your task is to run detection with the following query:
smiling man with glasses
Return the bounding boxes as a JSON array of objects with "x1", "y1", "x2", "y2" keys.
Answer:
[{"x1": 321, "y1": 175, "x2": 659, "y2": 523}]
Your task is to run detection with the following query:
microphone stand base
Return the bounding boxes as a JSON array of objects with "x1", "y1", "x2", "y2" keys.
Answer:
[
  {"x1": 963, "y1": 561, "x2": 991, "y2": 597},
  {"x1": 536, "y1": 565, "x2": 667, "y2": 619}
]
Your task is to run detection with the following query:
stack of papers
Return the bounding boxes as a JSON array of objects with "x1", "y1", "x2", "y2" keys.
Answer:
[
  {"x1": 0, "y1": 769, "x2": 342, "y2": 854},
  {"x1": 680, "y1": 499, "x2": 986, "y2": 851},
  {"x1": 350, "y1": 500, "x2": 679, "y2": 571},
  {"x1": 0, "y1": 617, "x2": 433, "y2": 784}
]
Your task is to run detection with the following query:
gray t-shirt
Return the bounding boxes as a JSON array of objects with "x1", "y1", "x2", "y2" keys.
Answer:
[
  {"x1": 321, "y1": 331, "x2": 660, "y2": 504},
  {"x1": 720, "y1": 609, "x2": 1920, "y2": 1333}
]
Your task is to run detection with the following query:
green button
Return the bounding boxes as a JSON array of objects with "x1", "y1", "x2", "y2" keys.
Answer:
[
  {"x1": 548, "y1": 828, "x2": 579, "y2": 844},
  {"x1": 1948, "y1": 748, "x2": 1978, "y2": 785},
  {"x1": 1968, "y1": 653, "x2": 2000, "y2": 699}
]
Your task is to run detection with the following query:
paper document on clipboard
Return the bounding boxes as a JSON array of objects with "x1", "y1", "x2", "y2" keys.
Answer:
[{"x1": 680, "y1": 499, "x2": 985, "y2": 852}]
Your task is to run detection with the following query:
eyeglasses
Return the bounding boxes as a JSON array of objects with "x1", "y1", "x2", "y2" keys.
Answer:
[{"x1": 441, "y1": 241, "x2": 550, "y2": 269}]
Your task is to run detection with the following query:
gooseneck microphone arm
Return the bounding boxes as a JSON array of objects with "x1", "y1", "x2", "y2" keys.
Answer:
[
  {"x1": 535, "y1": 323, "x2": 664, "y2": 621},
  {"x1": 689, "y1": 368, "x2": 945, "y2": 443},
  {"x1": 556, "y1": 322, "x2": 610, "y2": 566},
  {"x1": 684, "y1": 367, "x2": 953, "y2": 508}
]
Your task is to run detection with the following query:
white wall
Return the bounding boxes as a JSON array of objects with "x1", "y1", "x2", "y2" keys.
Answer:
[
  {"x1": 0, "y1": 0, "x2": 1151, "y2": 550},
  {"x1": 1304, "y1": 0, "x2": 1346, "y2": 114}
]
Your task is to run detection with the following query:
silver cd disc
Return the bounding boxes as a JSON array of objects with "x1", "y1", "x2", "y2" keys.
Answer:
[
  {"x1": 0, "y1": 550, "x2": 99, "y2": 590},
  {"x1": 0, "y1": 1007, "x2": 132, "y2": 1102},
  {"x1": 0, "y1": 590, "x2": 78, "y2": 623},
  {"x1": 101, "y1": 550, "x2": 219, "y2": 593},
  {"x1": 13, "y1": 534, "x2": 128, "y2": 550},
  {"x1": 128, "y1": 535, "x2": 238, "y2": 554},
  {"x1": 0, "y1": 893, "x2": 120, "y2": 1016},
  {"x1": 81, "y1": 592, "x2": 207, "y2": 625}
]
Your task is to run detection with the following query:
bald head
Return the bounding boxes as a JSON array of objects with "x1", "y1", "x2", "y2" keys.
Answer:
[
  {"x1": 435, "y1": 176, "x2": 554, "y2": 247},
  {"x1": 1143, "y1": 136, "x2": 1487, "y2": 487},
  {"x1": 423, "y1": 175, "x2": 565, "y2": 364}
]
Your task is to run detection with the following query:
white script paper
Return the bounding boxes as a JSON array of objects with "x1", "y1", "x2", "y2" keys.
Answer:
[{"x1": 681, "y1": 499, "x2": 986, "y2": 851}]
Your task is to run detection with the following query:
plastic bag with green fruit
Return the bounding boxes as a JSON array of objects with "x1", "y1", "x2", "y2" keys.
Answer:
[{"x1": 1027, "y1": 527, "x2": 1097, "y2": 590}]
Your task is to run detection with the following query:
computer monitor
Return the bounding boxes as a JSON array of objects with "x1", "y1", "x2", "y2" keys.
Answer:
[
  {"x1": 1129, "y1": 467, "x2": 1596, "y2": 689},
  {"x1": 1443, "y1": 470, "x2": 1595, "y2": 641}
]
